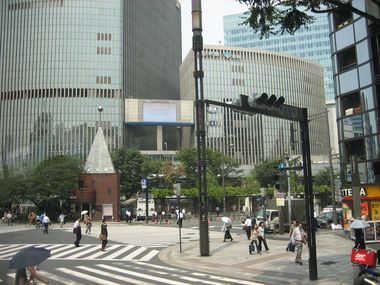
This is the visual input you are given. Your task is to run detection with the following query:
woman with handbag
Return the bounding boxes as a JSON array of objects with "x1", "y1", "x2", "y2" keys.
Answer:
[
  {"x1": 100, "y1": 218, "x2": 108, "y2": 251},
  {"x1": 258, "y1": 222, "x2": 270, "y2": 253}
]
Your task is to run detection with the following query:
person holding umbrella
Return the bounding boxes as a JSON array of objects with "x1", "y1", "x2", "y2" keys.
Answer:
[
  {"x1": 221, "y1": 216, "x2": 233, "y2": 242},
  {"x1": 350, "y1": 217, "x2": 370, "y2": 249},
  {"x1": 10, "y1": 246, "x2": 50, "y2": 284}
]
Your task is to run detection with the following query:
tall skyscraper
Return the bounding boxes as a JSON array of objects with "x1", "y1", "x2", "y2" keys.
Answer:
[
  {"x1": 181, "y1": 45, "x2": 328, "y2": 167},
  {"x1": 224, "y1": 12, "x2": 334, "y2": 101},
  {"x1": 0, "y1": 0, "x2": 182, "y2": 177}
]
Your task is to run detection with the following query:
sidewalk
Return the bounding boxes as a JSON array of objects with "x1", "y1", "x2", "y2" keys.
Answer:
[{"x1": 159, "y1": 230, "x2": 354, "y2": 285}]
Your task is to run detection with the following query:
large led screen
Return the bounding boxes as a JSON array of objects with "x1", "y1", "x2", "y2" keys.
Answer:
[{"x1": 143, "y1": 103, "x2": 176, "y2": 122}]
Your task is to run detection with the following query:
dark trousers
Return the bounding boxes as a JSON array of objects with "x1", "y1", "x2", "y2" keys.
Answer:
[
  {"x1": 74, "y1": 233, "x2": 82, "y2": 247},
  {"x1": 245, "y1": 226, "x2": 252, "y2": 239},
  {"x1": 258, "y1": 236, "x2": 269, "y2": 251},
  {"x1": 101, "y1": 239, "x2": 108, "y2": 250},
  {"x1": 43, "y1": 223, "x2": 49, "y2": 234},
  {"x1": 224, "y1": 229, "x2": 233, "y2": 241}
]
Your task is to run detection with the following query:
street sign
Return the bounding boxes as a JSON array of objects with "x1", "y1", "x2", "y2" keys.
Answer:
[
  {"x1": 278, "y1": 162, "x2": 285, "y2": 174},
  {"x1": 141, "y1": 178, "x2": 147, "y2": 189}
]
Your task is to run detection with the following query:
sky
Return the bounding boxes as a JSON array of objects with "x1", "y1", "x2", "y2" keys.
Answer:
[{"x1": 179, "y1": 0, "x2": 249, "y2": 58}]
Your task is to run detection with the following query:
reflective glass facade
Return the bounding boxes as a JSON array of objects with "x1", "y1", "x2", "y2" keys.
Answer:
[
  {"x1": 0, "y1": 0, "x2": 182, "y2": 176},
  {"x1": 181, "y1": 46, "x2": 328, "y2": 166},
  {"x1": 329, "y1": 0, "x2": 380, "y2": 184},
  {"x1": 224, "y1": 12, "x2": 334, "y2": 102}
]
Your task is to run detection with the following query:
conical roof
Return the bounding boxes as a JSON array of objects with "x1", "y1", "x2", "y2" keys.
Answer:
[{"x1": 84, "y1": 127, "x2": 115, "y2": 173}]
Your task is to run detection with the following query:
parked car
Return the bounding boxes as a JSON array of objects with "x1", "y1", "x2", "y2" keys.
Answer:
[{"x1": 316, "y1": 211, "x2": 343, "y2": 228}]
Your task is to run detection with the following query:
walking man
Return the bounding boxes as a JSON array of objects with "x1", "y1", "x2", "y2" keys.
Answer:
[
  {"x1": 73, "y1": 217, "x2": 82, "y2": 247},
  {"x1": 42, "y1": 214, "x2": 50, "y2": 234},
  {"x1": 291, "y1": 222, "x2": 307, "y2": 265},
  {"x1": 58, "y1": 213, "x2": 65, "y2": 228},
  {"x1": 244, "y1": 216, "x2": 252, "y2": 240}
]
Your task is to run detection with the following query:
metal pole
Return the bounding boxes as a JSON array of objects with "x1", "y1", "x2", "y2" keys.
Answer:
[
  {"x1": 286, "y1": 156, "x2": 292, "y2": 228},
  {"x1": 192, "y1": 0, "x2": 209, "y2": 256},
  {"x1": 300, "y1": 108, "x2": 318, "y2": 280},
  {"x1": 325, "y1": 111, "x2": 337, "y2": 224},
  {"x1": 145, "y1": 187, "x2": 149, "y2": 224},
  {"x1": 222, "y1": 137, "x2": 226, "y2": 217}
]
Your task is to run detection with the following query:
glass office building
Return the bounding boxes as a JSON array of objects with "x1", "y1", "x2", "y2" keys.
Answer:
[
  {"x1": 181, "y1": 45, "x2": 328, "y2": 166},
  {"x1": 224, "y1": 12, "x2": 334, "y2": 102},
  {"x1": 0, "y1": 0, "x2": 181, "y2": 177},
  {"x1": 329, "y1": 0, "x2": 380, "y2": 185}
]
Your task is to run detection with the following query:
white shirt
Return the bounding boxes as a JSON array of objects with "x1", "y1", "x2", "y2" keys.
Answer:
[
  {"x1": 291, "y1": 226, "x2": 305, "y2": 242},
  {"x1": 244, "y1": 218, "x2": 252, "y2": 227},
  {"x1": 42, "y1": 216, "x2": 50, "y2": 224},
  {"x1": 73, "y1": 220, "x2": 80, "y2": 228}
]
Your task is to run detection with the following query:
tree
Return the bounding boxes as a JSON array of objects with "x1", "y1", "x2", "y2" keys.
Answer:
[
  {"x1": 111, "y1": 148, "x2": 145, "y2": 199},
  {"x1": 238, "y1": 0, "x2": 380, "y2": 38},
  {"x1": 313, "y1": 167, "x2": 332, "y2": 193},
  {"x1": 248, "y1": 158, "x2": 283, "y2": 188}
]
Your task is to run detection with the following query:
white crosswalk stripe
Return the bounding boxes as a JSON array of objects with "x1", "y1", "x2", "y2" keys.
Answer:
[
  {"x1": 0, "y1": 243, "x2": 158, "y2": 262},
  {"x1": 7, "y1": 261, "x2": 266, "y2": 285}
]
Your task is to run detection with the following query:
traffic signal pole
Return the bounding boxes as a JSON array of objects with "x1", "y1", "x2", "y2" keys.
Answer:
[{"x1": 204, "y1": 95, "x2": 318, "y2": 281}]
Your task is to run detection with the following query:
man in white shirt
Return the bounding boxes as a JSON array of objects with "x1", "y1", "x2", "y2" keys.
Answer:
[
  {"x1": 244, "y1": 216, "x2": 252, "y2": 240},
  {"x1": 42, "y1": 214, "x2": 50, "y2": 234},
  {"x1": 291, "y1": 222, "x2": 306, "y2": 265}
]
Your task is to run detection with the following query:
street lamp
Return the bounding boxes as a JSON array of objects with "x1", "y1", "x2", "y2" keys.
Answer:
[
  {"x1": 98, "y1": 106, "x2": 104, "y2": 127},
  {"x1": 192, "y1": 0, "x2": 209, "y2": 256}
]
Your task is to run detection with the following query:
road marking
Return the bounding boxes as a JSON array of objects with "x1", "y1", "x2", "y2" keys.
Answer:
[
  {"x1": 84, "y1": 244, "x2": 123, "y2": 259},
  {"x1": 53, "y1": 244, "x2": 92, "y2": 258},
  {"x1": 96, "y1": 264, "x2": 191, "y2": 285},
  {"x1": 77, "y1": 266, "x2": 156, "y2": 285},
  {"x1": 139, "y1": 249, "x2": 159, "y2": 261},
  {"x1": 121, "y1": 246, "x2": 147, "y2": 260},
  {"x1": 56, "y1": 268, "x2": 124, "y2": 285},
  {"x1": 0, "y1": 244, "x2": 37, "y2": 258},
  {"x1": 102, "y1": 244, "x2": 135, "y2": 259}
]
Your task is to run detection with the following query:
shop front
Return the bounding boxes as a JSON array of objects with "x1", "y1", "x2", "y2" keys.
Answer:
[{"x1": 341, "y1": 184, "x2": 380, "y2": 243}]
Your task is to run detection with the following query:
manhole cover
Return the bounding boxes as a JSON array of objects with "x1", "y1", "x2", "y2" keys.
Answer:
[{"x1": 321, "y1": 261, "x2": 336, "y2": 265}]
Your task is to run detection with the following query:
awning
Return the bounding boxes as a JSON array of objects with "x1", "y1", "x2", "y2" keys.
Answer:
[{"x1": 121, "y1": 198, "x2": 137, "y2": 206}]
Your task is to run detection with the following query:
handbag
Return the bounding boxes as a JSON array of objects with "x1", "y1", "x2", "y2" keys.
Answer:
[
  {"x1": 351, "y1": 248, "x2": 376, "y2": 267},
  {"x1": 99, "y1": 234, "x2": 107, "y2": 241},
  {"x1": 286, "y1": 242, "x2": 296, "y2": 252}
]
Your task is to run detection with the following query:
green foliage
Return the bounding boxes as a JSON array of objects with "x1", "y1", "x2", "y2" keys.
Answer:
[
  {"x1": 313, "y1": 184, "x2": 330, "y2": 193},
  {"x1": 151, "y1": 188, "x2": 174, "y2": 199},
  {"x1": 30, "y1": 155, "x2": 83, "y2": 202},
  {"x1": 112, "y1": 148, "x2": 145, "y2": 198},
  {"x1": 249, "y1": 158, "x2": 282, "y2": 188},
  {"x1": 238, "y1": 0, "x2": 380, "y2": 37},
  {"x1": 313, "y1": 167, "x2": 332, "y2": 186}
]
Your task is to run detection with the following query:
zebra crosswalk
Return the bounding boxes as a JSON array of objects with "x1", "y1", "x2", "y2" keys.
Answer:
[
  {"x1": 0, "y1": 243, "x2": 159, "y2": 262},
  {"x1": 6, "y1": 261, "x2": 264, "y2": 285}
]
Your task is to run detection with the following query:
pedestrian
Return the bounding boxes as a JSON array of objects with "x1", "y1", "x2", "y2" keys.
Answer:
[
  {"x1": 161, "y1": 210, "x2": 165, "y2": 223},
  {"x1": 126, "y1": 210, "x2": 132, "y2": 223},
  {"x1": 27, "y1": 266, "x2": 49, "y2": 284},
  {"x1": 250, "y1": 224, "x2": 261, "y2": 254},
  {"x1": 222, "y1": 219, "x2": 233, "y2": 242},
  {"x1": 7, "y1": 212, "x2": 12, "y2": 226},
  {"x1": 100, "y1": 218, "x2": 108, "y2": 251},
  {"x1": 85, "y1": 218, "x2": 92, "y2": 235},
  {"x1": 42, "y1": 214, "x2": 50, "y2": 234},
  {"x1": 58, "y1": 213, "x2": 65, "y2": 228},
  {"x1": 73, "y1": 217, "x2": 82, "y2": 247},
  {"x1": 291, "y1": 222, "x2": 307, "y2": 265},
  {"x1": 258, "y1": 222, "x2": 270, "y2": 253},
  {"x1": 354, "y1": 228, "x2": 366, "y2": 249},
  {"x1": 244, "y1": 216, "x2": 252, "y2": 240},
  {"x1": 216, "y1": 206, "x2": 220, "y2": 217},
  {"x1": 15, "y1": 268, "x2": 28, "y2": 285},
  {"x1": 28, "y1": 212, "x2": 36, "y2": 226}
]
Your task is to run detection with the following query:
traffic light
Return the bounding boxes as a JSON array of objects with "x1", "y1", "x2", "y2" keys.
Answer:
[
  {"x1": 247, "y1": 93, "x2": 285, "y2": 109},
  {"x1": 232, "y1": 93, "x2": 286, "y2": 118}
]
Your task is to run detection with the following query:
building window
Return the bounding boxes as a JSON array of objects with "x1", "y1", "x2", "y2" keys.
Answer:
[
  {"x1": 333, "y1": 9, "x2": 353, "y2": 30},
  {"x1": 341, "y1": 91, "x2": 361, "y2": 116},
  {"x1": 344, "y1": 139, "x2": 365, "y2": 161},
  {"x1": 337, "y1": 46, "x2": 356, "y2": 72},
  {"x1": 107, "y1": 188, "x2": 112, "y2": 195},
  {"x1": 371, "y1": 31, "x2": 380, "y2": 76},
  {"x1": 91, "y1": 180, "x2": 96, "y2": 189}
]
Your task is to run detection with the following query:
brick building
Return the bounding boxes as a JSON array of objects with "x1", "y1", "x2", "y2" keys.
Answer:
[{"x1": 73, "y1": 127, "x2": 120, "y2": 221}]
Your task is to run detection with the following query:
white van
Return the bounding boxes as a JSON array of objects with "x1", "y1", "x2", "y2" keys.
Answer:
[{"x1": 255, "y1": 209, "x2": 279, "y2": 232}]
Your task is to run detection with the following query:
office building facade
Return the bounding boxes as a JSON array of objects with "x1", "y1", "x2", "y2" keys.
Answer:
[
  {"x1": 181, "y1": 45, "x2": 328, "y2": 166},
  {"x1": 0, "y1": 0, "x2": 182, "y2": 177},
  {"x1": 329, "y1": 0, "x2": 380, "y2": 188}
]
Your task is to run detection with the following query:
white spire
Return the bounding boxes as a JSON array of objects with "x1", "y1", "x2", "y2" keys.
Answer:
[{"x1": 84, "y1": 127, "x2": 115, "y2": 173}]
